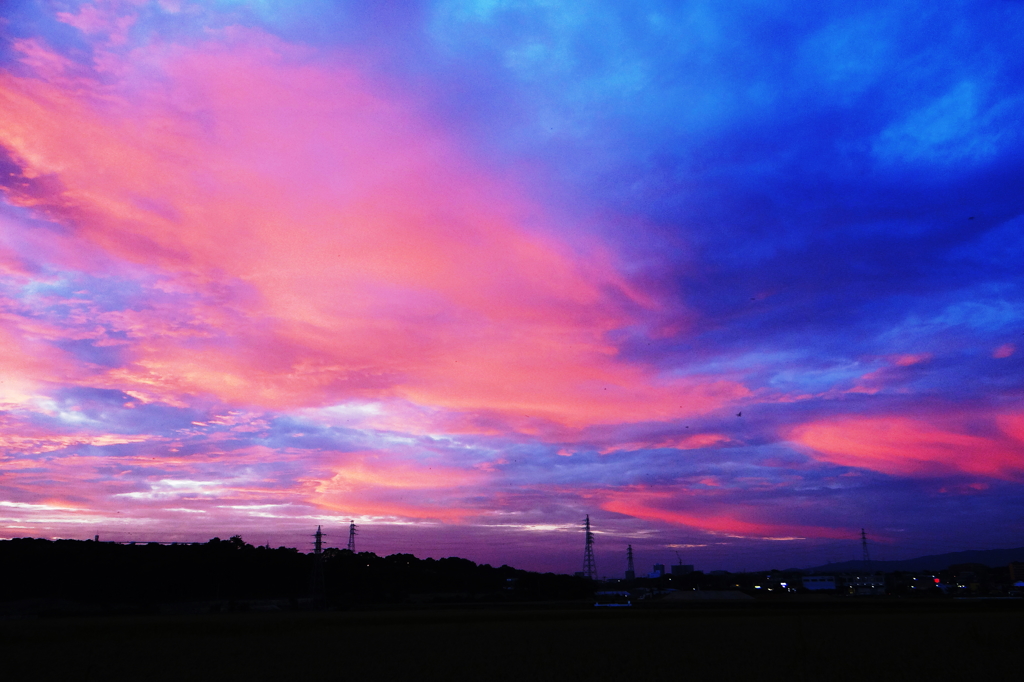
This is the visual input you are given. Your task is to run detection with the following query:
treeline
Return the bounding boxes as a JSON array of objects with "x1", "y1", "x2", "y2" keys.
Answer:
[{"x1": 0, "y1": 537, "x2": 591, "y2": 607}]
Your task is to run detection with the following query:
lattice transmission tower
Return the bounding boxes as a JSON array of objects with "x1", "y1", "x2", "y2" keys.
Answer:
[
  {"x1": 311, "y1": 525, "x2": 326, "y2": 606},
  {"x1": 347, "y1": 521, "x2": 357, "y2": 552},
  {"x1": 861, "y1": 528, "x2": 871, "y2": 573},
  {"x1": 625, "y1": 544, "x2": 635, "y2": 581},
  {"x1": 582, "y1": 515, "x2": 597, "y2": 580}
]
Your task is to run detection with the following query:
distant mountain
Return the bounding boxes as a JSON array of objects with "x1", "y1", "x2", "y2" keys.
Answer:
[{"x1": 804, "y1": 547, "x2": 1024, "y2": 573}]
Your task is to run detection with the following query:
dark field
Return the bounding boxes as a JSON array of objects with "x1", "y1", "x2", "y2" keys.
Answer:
[{"x1": 3, "y1": 602, "x2": 1022, "y2": 681}]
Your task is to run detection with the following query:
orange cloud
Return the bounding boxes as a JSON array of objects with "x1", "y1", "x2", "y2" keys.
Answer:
[
  {"x1": 323, "y1": 455, "x2": 483, "y2": 491},
  {"x1": 307, "y1": 452, "x2": 486, "y2": 522},
  {"x1": 790, "y1": 415, "x2": 1024, "y2": 479}
]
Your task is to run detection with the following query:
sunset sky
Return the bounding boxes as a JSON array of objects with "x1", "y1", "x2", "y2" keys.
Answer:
[{"x1": 1, "y1": 0, "x2": 1022, "y2": 574}]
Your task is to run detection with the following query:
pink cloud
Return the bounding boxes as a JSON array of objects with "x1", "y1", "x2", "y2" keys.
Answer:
[
  {"x1": 599, "y1": 488, "x2": 850, "y2": 539},
  {"x1": 0, "y1": 31, "x2": 743, "y2": 432},
  {"x1": 56, "y1": 1, "x2": 139, "y2": 46},
  {"x1": 893, "y1": 353, "x2": 932, "y2": 367},
  {"x1": 600, "y1": 432, "x2": 732, "y2": 454},
  {"x1": 0, "y1": 312, "x2": 83, "y2": 405},
  {"x1": 789, "y1": 414, "x2": 1024, "y2": 479},
  {"x1": 993, "y1": 344, "x2": 1015, "y2": 359}
]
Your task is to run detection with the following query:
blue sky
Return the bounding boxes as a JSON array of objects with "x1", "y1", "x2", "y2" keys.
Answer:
[{"x1": 0, "y1": 0, "x2": 1021, "y2": 573}]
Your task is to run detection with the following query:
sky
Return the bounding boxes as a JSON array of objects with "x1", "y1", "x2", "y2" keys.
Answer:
[{"x1": 1, "y1": 0, "x2": 1022, "y2": 575}]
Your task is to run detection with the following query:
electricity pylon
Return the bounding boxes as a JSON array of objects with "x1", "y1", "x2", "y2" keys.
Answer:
[
  {"x1": 582, "y1": 515, "x2": 597, "y2": 580},
  {"x1": 311, "y1": 525, "x2": 326, "y2": 606}
]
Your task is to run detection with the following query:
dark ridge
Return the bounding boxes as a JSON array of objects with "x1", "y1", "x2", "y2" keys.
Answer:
[
  {"x1": 804, "y1": 547, "x2": 1024, "y2": 573},
  {"x1": 0, "y1": 536, "x2": 590, "y2": 612}
]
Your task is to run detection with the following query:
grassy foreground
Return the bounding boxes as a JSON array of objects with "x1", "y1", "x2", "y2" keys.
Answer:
[{"x1": 2, "y1": 602, "x2": 1022, "y2": 681}]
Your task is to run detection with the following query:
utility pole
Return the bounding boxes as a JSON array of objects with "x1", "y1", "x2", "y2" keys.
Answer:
[
  {"x1": 861, "y1": 528, "x2": 871, "y2": 573},
  {"x1": 311, "y1": 525, "x2": 326, "y2": 606},
  {"x1": 625, "y1": 544, "x2": 635, "y2": 581},
  {"x1": 582, "y1": 515, "x2": 597, "y2": 580},
  {"x1": 347, "y1": 521, "x2": 357, "y2": 552}
]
